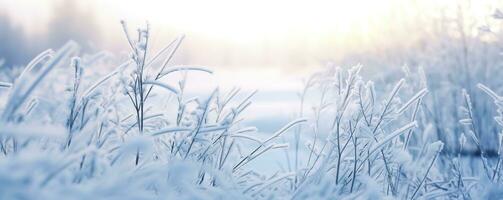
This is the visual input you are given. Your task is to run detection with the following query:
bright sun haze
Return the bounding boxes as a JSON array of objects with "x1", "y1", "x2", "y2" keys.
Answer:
[
  {"x1": 110, "y1": 0, "x2": 389, "y2": 39},
  {"x1": 0, "y1": 0, "x2": 498, "y2": 90}
]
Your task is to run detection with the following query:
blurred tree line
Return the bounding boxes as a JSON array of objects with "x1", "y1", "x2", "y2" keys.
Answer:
[{"x1": 0, "y1": 0, "x2": 101, "y2": 67}]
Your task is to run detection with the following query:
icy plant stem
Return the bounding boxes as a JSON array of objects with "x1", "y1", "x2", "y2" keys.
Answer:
[{"x1": 410, "y1": 146, "x2": 442, "y2": 200}]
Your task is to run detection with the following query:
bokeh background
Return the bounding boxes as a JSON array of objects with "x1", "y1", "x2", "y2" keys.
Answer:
[{"x1": 2, "y1": 0, "x2": 500, "y2": 71}]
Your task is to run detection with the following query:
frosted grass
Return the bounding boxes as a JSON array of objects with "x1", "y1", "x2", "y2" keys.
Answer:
[{"x1": 1, "y1": 22, "x2": 503, "y2": 199}]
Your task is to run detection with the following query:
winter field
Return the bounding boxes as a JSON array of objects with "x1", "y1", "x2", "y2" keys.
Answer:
[{"x1": 4, "y1": 1, "x2": 503, "y2": 200}]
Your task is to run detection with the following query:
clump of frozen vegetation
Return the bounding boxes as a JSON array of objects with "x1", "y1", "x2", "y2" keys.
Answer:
[{"x1": 1, "y1": 22, "x2": 503, "y2": 199}]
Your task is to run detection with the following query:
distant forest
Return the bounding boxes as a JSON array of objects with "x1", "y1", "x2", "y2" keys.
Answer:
[{"x1": 0, "y1": 0, "x2": 101, "y2": 67}]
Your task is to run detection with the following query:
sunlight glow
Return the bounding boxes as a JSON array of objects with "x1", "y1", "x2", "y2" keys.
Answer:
[{"x1": 104, "y1": 0, "x2": 393, "y2": 42}]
